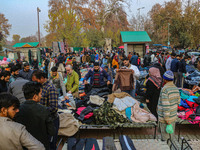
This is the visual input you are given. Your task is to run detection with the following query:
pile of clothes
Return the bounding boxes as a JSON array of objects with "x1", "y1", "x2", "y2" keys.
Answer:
[
  {"x1": 185, "y1": 70, "x2": 200, "y2": 86},
  {"x1": 63, "y1": 90, "x2": 157, "y2": 127},
  {"x1": 178, "y1": 88, "x2": 200, "y2": 124}
]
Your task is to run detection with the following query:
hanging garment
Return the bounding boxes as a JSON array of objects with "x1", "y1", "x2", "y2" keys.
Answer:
[{"x1": 113, "y1": 69, "x2": 134, "y2": 91}]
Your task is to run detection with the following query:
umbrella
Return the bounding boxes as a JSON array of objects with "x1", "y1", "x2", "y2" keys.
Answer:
[{"x1": 119, "y1": 46, "x2": 124, "y2": 49}]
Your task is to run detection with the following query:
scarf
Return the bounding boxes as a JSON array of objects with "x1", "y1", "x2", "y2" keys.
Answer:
[
  {"x1": 114, "y1": 55, "x2": 118, "y2": 62},
  {"x1": 147, "y1": 67, "x2": 162, "y2": 89},
  {"x1": 50, "y1": 72, "x2": 59, "y2": 80}
]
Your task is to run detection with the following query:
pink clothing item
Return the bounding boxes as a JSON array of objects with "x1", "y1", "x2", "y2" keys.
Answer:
[
  {"x1": 177, "y1": 111, "x2": 186, "y2": 120},
  {"x1": 76, "y1": 107, "x2": 93, "y2": 119},
  {"x1": 131, "y1": 102, "x2": 157, "y2": 123}
]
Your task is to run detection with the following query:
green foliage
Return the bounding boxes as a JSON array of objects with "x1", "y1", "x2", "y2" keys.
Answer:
[
  {"x1": 148, "y1": 0, "x2": 200, "y2": 48},
  {"x1": 85, "y1": 29, "x2": 104, "y2": 47}
]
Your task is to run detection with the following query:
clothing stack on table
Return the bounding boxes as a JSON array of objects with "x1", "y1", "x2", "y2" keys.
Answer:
[
  {"x1": 185, "y1": 70, "x2": 200, "y2": 86},
  {"x1": 178, "y1": 88, "x2": 200, "y2": 124},
  {"x1": 108, "y1": 92, "x2": 157, "y2": 124}
]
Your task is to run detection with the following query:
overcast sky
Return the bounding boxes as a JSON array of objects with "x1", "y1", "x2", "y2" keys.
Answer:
[{"x1": 0, "y1": 0, "x2": 180, "y2": 41}]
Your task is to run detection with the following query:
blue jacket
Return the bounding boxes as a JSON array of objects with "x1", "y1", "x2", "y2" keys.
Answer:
[
  {"x1": 83, "y1": 68, "x2": 111, "y2": 86},
  {"x1": 170, "y1": 58, "x2": 179, "y2": 72},
  {"x1": 130, "y1": 55, "x2": 138, "y2": 66}
]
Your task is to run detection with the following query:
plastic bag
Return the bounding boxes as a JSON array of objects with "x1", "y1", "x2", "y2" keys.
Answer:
[{"x1": 166, "y1": 124, "x2": 174, "y2": 134}]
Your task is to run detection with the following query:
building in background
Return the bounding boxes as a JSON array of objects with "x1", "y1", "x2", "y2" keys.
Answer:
[{"x1": 120, "y1": 31, "x2": 151, "y2": 56}]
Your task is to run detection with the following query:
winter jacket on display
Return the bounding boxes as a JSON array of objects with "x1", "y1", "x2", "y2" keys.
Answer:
[
  {"x1": 108, "y1": 92, "x2": 132, "y2": 103},
  {"x1": 113, "y1": 96, "x2": 137, "y2": 111},
  {"x1": 58, "y1": 113, "x2": 79, "y2": 137},
  {"x1": 113, "y1": 69, "x2": 134, "y2": 91},
  {"x1": 93, "y1": 102, "x2": 130, "y2": 127},
  {"x1": 131, "y1": 102, "x2": 157, "y2": 123},
  {"x1": 76, "y1": 106, "x2": 94, "y2": 121}
]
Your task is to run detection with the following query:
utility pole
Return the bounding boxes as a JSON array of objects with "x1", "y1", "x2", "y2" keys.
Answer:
[
  {"x1": 37, "y1": 7, "x2": 41, "y2": 47},
  {"x1": 137, "y1": 7, "x2": 145, "y2": 31},
  {"x1": 168, "y1": 23, "x2": 170, "y2": 49}
]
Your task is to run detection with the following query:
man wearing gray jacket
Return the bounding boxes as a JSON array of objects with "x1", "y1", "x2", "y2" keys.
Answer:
[
  {"x1": 8, "y1": 76, "x2": 29, "y2": 103},
  {"x1": 0, "y1": 93, "x2": 45, "y2": 150}
]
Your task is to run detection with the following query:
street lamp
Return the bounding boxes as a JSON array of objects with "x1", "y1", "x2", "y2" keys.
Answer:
[
  {"x1": 137, "y1": 7, "x2": 145, "y2": 31},
  {"x1": 168, "y1": 23, "x2": 170, "y2": 49},
  {"x1": 37, "y1": 7, "x2": 41, "y2": 47}
]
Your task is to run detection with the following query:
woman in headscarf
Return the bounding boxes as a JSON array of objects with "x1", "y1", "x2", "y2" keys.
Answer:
[
  {"x1": 145, "y1": 67, "x2": 162, "y2": 119},
  {"x1": 112, "y1": 55, "x2": 119, "y2": 69}
]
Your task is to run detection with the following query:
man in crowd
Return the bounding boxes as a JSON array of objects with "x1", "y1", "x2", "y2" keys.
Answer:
[
  {"x1": 8, "y1": 75, "x2": 29, "y2": 103},
  {"x1": 143, "y1": 52, "x2": 151, "y2": 67},
  {"x1": 104, "y1": 65, "x2": 113, "y2": 83},
  {"x1": 65, "y1": 65, "x2": 79, "y2": 98},
  {"x1": 0, "y1": 93, "x2": 45, "y2": 149},
  {"x1": 90, "y1": 52, "x2": 95, "y2": 64},
  {"x1": 170, "y1": 54, "x2": 180, "y2": 86},
  {"x1": 0, "y1": 71, "x2": 11, "y2": 93},
  {"x1": 75, "y1": 53, "x2": 81, "y2": 64},
  {"x1": 19, "y1": 62, "x2": 33, "y2": 80},
  {"x1": 9, "y1": 65, "x2": 19, "y2": 84},
  {"x1": 177, "y1": 55, "x2": 187, "y2": 88},
  {"x1": 84, "y1": 62, "x2": 111, "y2": 88},
  {"x1": 165, "y1": 53, "x2": 176, "y2": 71},
  {"x1": 31, "y1": 70, "x2": 59, "y2": 150},
  {"x1": 127, "y1": 52, "x2": 132, "y2": 60},
  {"x1": 130, "y1": 52, "x2": 138, "y2": 66},
  {"x1": 95, "y1": 52, "x2": 99, "y2": 62},
  {"x1": 123, "y1": 57, "x2": 140, "y2": 98},
  {"x1": 32, "y1": 58, "x2": 39, "y2": 70},
  {"x1": 157, "y1": 71, "x2": 180, "y2": 141},
  {"x1": 49, "y1": 66, "x2": 67, "y2": 98},
  {"x1": 15, "y1": 82, "x2": 56, "y2": 150}
]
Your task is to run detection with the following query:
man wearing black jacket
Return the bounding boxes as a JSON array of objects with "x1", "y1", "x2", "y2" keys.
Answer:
[
  {"x1": 14, "y1": 81, "x2": 55, "y2": 150},
  {"x1": 178, "y1": 56, "x2": 187, "y2": 88}
]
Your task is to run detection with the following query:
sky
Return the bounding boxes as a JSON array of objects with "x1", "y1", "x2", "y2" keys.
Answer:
[{"x1": 1, "y1": 0, "x2": 173, "y2": 41}]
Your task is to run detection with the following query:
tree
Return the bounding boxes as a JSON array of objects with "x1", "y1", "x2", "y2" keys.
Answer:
[
  {"x1": 85, "y1": 28, "x2": 105, "y2": 47},
  {"x1": 12, "y1": 34, "x2": 20, "y2": 45},
  {"x1": 0, "y1": 13, "x2": 11, "y2": 40},
  {"x1": 45, "y1": 0, "x2": 88, "y2": 47}
]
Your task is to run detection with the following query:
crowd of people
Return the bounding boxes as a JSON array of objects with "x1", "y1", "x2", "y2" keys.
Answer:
[{"x1": 0, "y1": 48, "x2": 199, "y2": 149}]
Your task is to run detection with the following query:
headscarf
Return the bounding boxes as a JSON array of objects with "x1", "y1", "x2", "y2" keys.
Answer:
[
  {"x1": 148, "y1": 67, "x2": 162, "y2": 89},
  {"x1": 114, "y1": 55, "x2": 118, "y2": 62}
]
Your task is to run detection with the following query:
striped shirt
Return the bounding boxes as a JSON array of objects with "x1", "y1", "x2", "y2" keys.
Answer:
[{"x1": 157, "y1": 81, "x2": 180, "y2": 124}]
